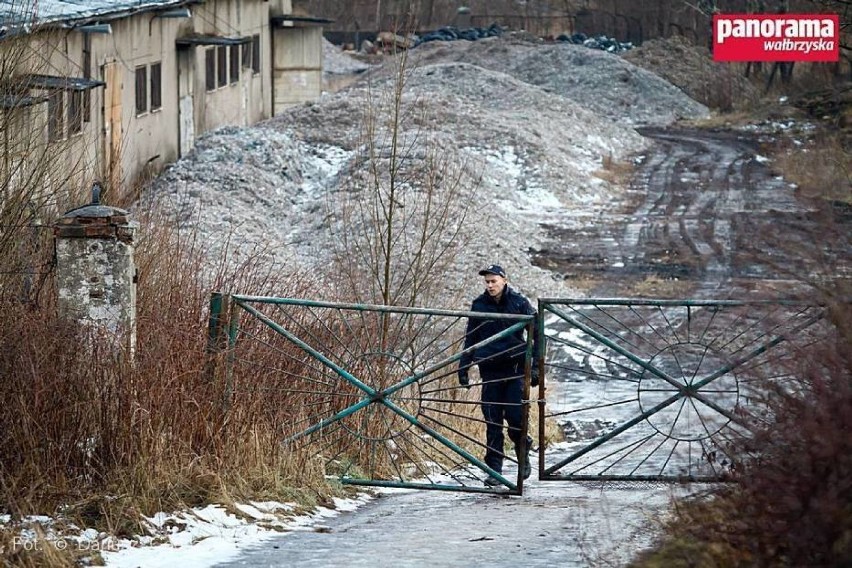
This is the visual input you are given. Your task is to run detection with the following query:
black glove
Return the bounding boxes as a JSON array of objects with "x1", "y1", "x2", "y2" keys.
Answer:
[
  {"x1": 530, "y1": 367, "x2": 540, "y2": 388},
  {"x1": 458, "y1": 370, "x2": 470, "y2": 389}
]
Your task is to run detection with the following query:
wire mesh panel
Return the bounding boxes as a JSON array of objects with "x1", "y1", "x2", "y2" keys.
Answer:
[
  {"x1": 538, "y1": 299, "x2": 829, "y2": 481},
  {"x1": 216, "y1": 295, "x2": 535, "y2": 494}
]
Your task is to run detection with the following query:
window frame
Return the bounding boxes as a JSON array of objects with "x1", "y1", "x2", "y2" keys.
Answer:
[
  {"x1": 216, "y1": 45, "x2": 227, "y2": 88},
  {"x1": 47, "y1": 90, "x2": 64, "y2": 141},
  {"x1": 229, "y1": 44, "x2": 239, "y2": 84},
  {"x1": 68, "y1": 89, "x2": 83, "y2": 135},
  {"x1": 150, "y1": 62, "x2": 162, "y2": 111},
  {"x1": 135, "y1": 65, "x2": 148, "y2": 115},
  {"x1": 251, "y1": 34, "x2": 260, "y2": 75},
  {"x1": 205, "y1": 48, "x2": 216, "y2": 92}
]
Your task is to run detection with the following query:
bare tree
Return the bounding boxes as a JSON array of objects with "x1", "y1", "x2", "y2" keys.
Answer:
[
  {"x1": 328, "y1": 45, "x2": 477, "y2": 310},
  {"x1": 0, "y1": 1, "x2": 92, "y2": 304}
]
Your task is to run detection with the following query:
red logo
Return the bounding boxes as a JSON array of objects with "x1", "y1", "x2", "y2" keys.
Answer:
[{"x1": 713, "y1": 14, "x2": 839, "y2": 62}]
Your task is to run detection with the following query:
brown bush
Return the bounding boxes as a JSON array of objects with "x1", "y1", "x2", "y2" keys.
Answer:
[
  {"x1": 633, "y1": 291, "x2": 852, "y2": 568},
  {"x1": 0, "y1": 200, "x2": 335, "y2": 541}
]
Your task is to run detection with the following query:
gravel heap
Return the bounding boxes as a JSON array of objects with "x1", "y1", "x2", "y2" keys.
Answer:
[
  {"x1": 404, "y1": 33, "x2": 710, "y2": 126},
  {"x1": 622, "y1": 35, "x2": 762, "y2": 110},
  {"x1": 144, "y1": 35, "x2": 709, "y2": 305}
]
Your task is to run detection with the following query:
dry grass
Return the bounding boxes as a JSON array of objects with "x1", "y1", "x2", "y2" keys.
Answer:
[
  {"x1": 773, "y1": 131, "x2": 851, "y2": 203},
  {"x1": 594, "y1": 154, "x2": 636, "y2": 186},
  {"x1": 0, "y1": 197, "x2": 341, "y2": 564},
  {"x1": 632, "y1": 294, "x2": 852, "y2": 568},
  {"x1": 628, "y1": 275, "x2": 694, "y2": 298}
]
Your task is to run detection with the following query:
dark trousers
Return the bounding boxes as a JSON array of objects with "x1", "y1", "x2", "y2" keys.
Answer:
[{"x1": 479, "y1": 360, "x2": 525, "y2": 473}]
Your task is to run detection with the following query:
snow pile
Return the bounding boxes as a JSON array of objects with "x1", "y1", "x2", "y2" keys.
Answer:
[{"x1": 99, "y1": 496, "x2": 372, "y2": 567}]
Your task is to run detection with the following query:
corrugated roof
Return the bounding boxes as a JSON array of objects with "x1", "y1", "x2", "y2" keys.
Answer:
[
  {"x1": 0, "y1": 1, "x2": 188, "y2": 28},
  {"x1": 25, "y1": 73, "x2": 106, "y2": 89}
]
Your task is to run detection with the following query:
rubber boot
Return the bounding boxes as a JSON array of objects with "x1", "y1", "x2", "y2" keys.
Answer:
[{"x1": 515, "y1": 436, "x2": 533, "y2": 480}]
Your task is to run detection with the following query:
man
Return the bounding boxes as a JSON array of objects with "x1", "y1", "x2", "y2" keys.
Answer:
[{"x1": 458, "y1": 264, "x2": 538, "y2": 486}]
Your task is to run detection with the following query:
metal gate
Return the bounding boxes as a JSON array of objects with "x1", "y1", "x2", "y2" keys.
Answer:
[
  {"x1": 536, "y1": 299, "x2": 828, "y2": 482},
  {"x1": 208, "y1": 293, "x2": 536, "y2": 494}
]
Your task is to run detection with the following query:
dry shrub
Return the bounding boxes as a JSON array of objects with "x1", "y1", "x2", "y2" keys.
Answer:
[
  {"x1": 0, "y1": 197, "x2": 337, "y2": 552},
  {"x1": 632, "y1": 292, "x2": 852, "y2": 568},
  {"x1": 594, "y1": 153, "x2": 635, "y2": 186},
  {"x1": 774, "y1": 131, "x2": 851, "y2": 203}
]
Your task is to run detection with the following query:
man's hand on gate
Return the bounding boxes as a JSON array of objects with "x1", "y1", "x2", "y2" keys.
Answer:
[
  {"x1": 457, "y1": 370, "x2": 470, "y2": 389},
  {"x1": 530, "y1": 367, "x2": 540, "y2": 388}
]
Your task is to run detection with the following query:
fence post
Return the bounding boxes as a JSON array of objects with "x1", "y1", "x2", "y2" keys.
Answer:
[
  {"x1": 53, "y1": 182, "x2": 137, "y2": 358},
  {"x1": 204, "y1": 292, "x2": 229, "y2": 383}
]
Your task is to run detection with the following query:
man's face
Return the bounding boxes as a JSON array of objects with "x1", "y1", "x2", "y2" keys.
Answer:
[{"x1": 483, "y1": 274, "x2": 507, "y2": 298}]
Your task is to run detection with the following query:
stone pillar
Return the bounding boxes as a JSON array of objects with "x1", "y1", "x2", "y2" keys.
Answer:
[{"x1": 54, "y1": 183, "x2": 138, "y2": 357}]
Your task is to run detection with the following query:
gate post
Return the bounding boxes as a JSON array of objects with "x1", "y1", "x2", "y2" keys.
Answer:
[
  {"x1": 205, "y1": 292, "x2": 235, "y2": 410},
  {"x1": 54, "y1": 182, "x2": 137, "y2": 358}
]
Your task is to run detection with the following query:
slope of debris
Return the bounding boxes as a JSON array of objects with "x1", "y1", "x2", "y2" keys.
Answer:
[
  {"x1": 402, "y1": 34, "x2": 710, "y2": 125},
  {"x1": 622, "y1": 35, "x2": 762, "y2": 110},
  {"x1": 144, "y1": 35, "x2": 708, "y2": 303}
]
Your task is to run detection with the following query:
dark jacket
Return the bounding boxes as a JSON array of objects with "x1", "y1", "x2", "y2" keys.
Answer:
[{"x1": 459, "y1": 285, "x2": 538, "y2": 371}]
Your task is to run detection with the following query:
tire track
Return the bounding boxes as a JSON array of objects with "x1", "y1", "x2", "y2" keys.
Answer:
[{"x1": 535, "y1": 126, "x2": 846, "y2": 297}]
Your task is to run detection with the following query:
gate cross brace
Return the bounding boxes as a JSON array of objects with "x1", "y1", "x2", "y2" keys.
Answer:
[
  {"x1": 542, "y1": 305, "x2": 823, "y2": 476},
  {"x1": 233, "y1": 298, "x2": 529, "y2": 489},
  {"x1": 545, "y1": 304, "x2": 744, "y2": 425}
]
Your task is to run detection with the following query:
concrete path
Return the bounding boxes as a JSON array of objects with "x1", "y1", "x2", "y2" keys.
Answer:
[{"x1": 215, "y1": 475, "x2": 701, "y2": 568}]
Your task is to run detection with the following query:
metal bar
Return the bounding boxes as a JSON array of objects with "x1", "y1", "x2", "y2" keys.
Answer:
[
  {"x1": 511, "y1": 318, "x2": 535, "y2": 493},
  {"x1": 537, "y1": 303, "x2": 547, "y2": 480},
  {"x1": 691, "y1": 310, "x2": 825, "y2": 390},
  {"x1": 341, "y1": 478, "x2": 519, "y2": 494},
  {"x1": 287, "y1": 303, "x2": 363, "y2": 368},
  {"x1": 542, "y1": 386, "x2": 686, "y2": 476},
  {"x1": 545, "y1": 303, "x2": 744, "y2": 426},
  {"x1": 596, "y1": 433, "x2": 658, "y2": 476},
  {"x1": 545, "y1": 361, "x2": 638, "y2": 383},
  {"x1": 224, "y1": 295, "x2": 239, "y2": 410},
  {"x1": 417, "y1": 409, "x2": 493, "y2": 457},
  {"x1": 627, "y1": 305, "x2": 675, "y2": 350},
  {"x1": 544, "y1": 335, "x2": 640, "y2": 378},
  {"x1": 282, "y1": 397, "x2": 375, "y2": 444},
  {"x1": 232, "y1": 294, "x2": 535, "y2": 321},
  {"x1": 539, "y1": 298, "x2": 818, "y2": 307},
  {"x1": 696, "y1": 305, "x2": 720, "y2": 344},
  {"x1": 382, "y1": 321, "x2": 531, "y2": 398},
  {"x1": 628, "y1": 435, "x2": 671, "y2": 476},
  {"x1": 578, "y1": 303, "x2": 656, "y2": 359},
  {"x1": 569, "y1": 432, "x2": 655, "y2": 475},
  {"x1": 204, "y1": 292, "x2": 226, "y2": 383},
  {"x1": 540, "y1": 473, "x2": 729, "y2": 483},
  {"x1": 234, "y1": 298, "x2": 378, "y2": 397},
  {"x1": 655, "y1": 304, "x2": 681, "y2": 344},
  {"x1": 377, "y1": 396, "x2": 517, "y2": 490},
  {"x1": 710, "y1": 304, "x2": 790, "y2": 354},
  {"x1": 546, "y1": 397, "x2": 636, "y2": 419},
  {"x1": 658, "y1": 438, "x2": 681, "y2": 477}
]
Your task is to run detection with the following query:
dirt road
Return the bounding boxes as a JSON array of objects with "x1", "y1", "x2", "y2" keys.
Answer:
[
  {"x1": 211, "y1": 127, "x2": 845, "y2": 568},
  {"x1": 534, "y1": 126, "x2": 847, "y2": 298}
]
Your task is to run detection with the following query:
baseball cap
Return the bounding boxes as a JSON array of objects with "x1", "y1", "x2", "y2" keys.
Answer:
[{"x1": 478, "y1": 264, "x2": 506, "y2": 278}]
